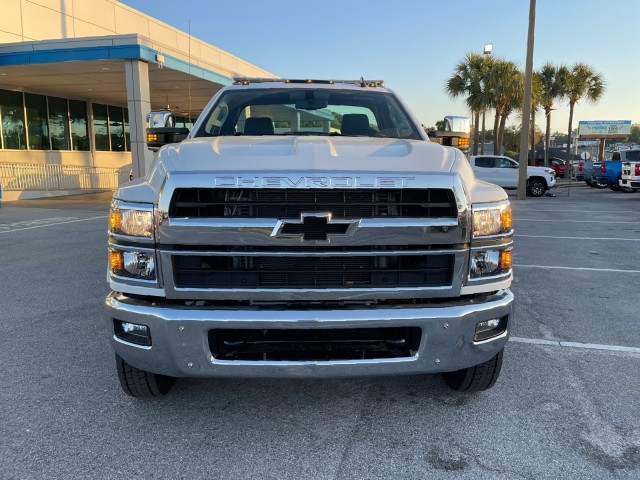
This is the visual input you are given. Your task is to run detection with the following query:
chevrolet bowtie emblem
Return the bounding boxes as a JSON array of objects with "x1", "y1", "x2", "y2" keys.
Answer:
[{"x1": 272, "y1": 212, "x2": 359, "y2": 242}]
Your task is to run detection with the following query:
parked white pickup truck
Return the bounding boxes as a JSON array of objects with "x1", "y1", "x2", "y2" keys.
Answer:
[
  {"x1": 619, "y1": 153, "x2": 640, "y2": 192},
  {"x1": 469, "y1": 155, "x2": 556, "y2": 197}
]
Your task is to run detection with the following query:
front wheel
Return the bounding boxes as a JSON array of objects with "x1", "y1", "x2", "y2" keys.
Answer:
[
  {"x1": 620, "y1": 186, "x2": 638, "y2": 193},
  {"x1": 115, "y1": 354, "x2": 175, "y2": 398},
  {"x1": 527, "y1": 178, "x2": 546, "y2": 197},
  {"x1": 441, "y1": 349, "x2": 504, "y2": 393}
]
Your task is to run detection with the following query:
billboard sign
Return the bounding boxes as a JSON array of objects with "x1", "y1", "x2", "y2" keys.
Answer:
[{"x1": 578, "y1": 120, "x2": 632, "y2": 138}]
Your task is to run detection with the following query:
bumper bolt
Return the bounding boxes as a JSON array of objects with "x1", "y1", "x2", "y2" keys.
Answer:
[
  {"x1": 187, "y1": 362, "x2": 193, "y2": 368},
  {"x1": 435, "y1": 359, "x2": 441, "y2": 365}
]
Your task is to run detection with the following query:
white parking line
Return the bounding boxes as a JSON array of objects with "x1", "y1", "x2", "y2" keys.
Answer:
[
  {"x1": 515, "y1": 234, "x2": 640, "y2": 241},
  {"x1": 512, "y1": 209, "x2": 623, "y2": 214},
  {"x1": 510, "y1": 336, "x2": 640, "y2": 355},
  {"x1": 516, "y1": 219, "x2": 637, "y2": 224},
  {"x1": 514, "y1": 264, "x2": 640, "y2": 274},
  {"x1": 0, "y1": 215, "x2": 107, "y2": 233}
]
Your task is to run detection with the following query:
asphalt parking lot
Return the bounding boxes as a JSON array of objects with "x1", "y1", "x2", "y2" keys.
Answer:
[{"x1": 1, "y1": 186, "x2": 639, "y2": 480}]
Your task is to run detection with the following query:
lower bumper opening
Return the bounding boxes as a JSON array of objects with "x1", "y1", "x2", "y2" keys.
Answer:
[{"x1": 209, "y1": 327, "x2": 422, "y2": 361}]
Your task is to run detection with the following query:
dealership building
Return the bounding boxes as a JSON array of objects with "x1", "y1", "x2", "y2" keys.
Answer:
[{"x1": 0, "y1": 0, "x2": 273, "y2": 200}]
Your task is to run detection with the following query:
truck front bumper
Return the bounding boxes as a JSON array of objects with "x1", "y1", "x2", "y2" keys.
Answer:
[{"x1": 106, "y1": 290, "x2": 513, "y2": 378}]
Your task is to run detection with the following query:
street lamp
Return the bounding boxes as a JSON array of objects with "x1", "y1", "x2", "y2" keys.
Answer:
[{"x1": 484, "y1": 43, "x2": 493, "y2": 55}]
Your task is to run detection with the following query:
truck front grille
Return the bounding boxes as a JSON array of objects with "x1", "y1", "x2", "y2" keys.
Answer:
[
  {"x1": 209, "y1": 327, "x2": 422, "y2": 361},
  {"x1": 169, "y1": 188, "x2": 457, "y2": 219},
  {"x1": 173, "y1": 253, "x2": 454, "y2": 289}
]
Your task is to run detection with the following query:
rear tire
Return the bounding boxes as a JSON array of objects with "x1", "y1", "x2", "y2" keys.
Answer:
[
  {"x1": 585, "y1": 180, "x2": 592, "y2": 187},
  {"x1": 609, "y1": 183, "x2": 620, "y2": 192},
  {"x1": 620, "y1": 186, "x2": 637, "y2": 193},
  {"x1": 442, "y1": 349, "x2": 504, "y2": 393},
  {"x1": 115, "y1": 354, "x2": 175, "y2": 398},
  {"x1": 527, "y1": 178, "x2": 546, "y2": 197}
]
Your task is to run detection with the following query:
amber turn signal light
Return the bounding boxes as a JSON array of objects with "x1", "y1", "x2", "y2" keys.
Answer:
[
  {"x1": 500, "y1": 250, "x2": 512, "y2": 270},
  {"x1": 501, "y1": 208, "x2": 512, "y2": 230},
  {"x1": 109, "y1": 211, "x2": 122, "y2": 231},
  {"x1": 110, "y1": 250, "x2": 123, "y2": 272}
]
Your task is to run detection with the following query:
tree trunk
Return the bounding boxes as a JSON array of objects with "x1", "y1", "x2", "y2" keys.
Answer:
[
  {"x1": 493, "y1": 110, "x2": 501, "y2": 154},
  {"x1": 473, "y1": 110, "x2": 480, "y2": 156},
  {"x1": 544, "y1": 109, "x2": 551, "y2": 167},
  {"x1": 481, "y1": 110, "x2": 486, "y2": 154},
  {"x1": 498, "y1": 113, "x2": 508, "y2": 153},
  {"x1": 565, "y1": 102, "x2": 574, "y2": 179},
  {"x1": 530, "y1": 110, "x2": 536, "y2": 165}
]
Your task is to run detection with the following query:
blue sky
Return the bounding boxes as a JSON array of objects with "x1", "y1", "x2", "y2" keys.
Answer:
[{"x1": 120, "y1": 0, "x2": 639, "y2": 134}]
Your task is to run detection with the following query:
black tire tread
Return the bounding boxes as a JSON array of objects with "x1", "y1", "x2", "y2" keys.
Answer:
[
  {"x1": 115, "y1": 354, "x2": 175, "y2": 398},
  {"x1": 527, "y1": 178, "x2": 546, "y2": 197},
  {"x1": 442, "y1": 349, "x2": 504, "y2": 393}
]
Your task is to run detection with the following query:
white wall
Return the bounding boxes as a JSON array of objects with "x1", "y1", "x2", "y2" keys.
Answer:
[{"x1": 0, "y1": 0, "x2": 273, "y2": 79}]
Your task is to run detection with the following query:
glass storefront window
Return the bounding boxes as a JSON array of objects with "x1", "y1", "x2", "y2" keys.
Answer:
[
  {"x1": 0, "y1": 90, "x2": 26, "y2": 150},
  {"x1": 109, "y1": 105, "x2": 125, "y2": 152},
  {"x1": 124, "y1": 108, "x2": 130, "y2": 152},
  {"x1": 93, "y1": 103, "x2": 110, "y2": 151},
  {"x1": 69, "y1": 100, "x2": 89, "y2": 151},
  {"x1": 25, "y1": 93, "x2": 49, "y2": 150},
  {"x1": 48, "y1": 96, "x2": 70, "y2": 150}
]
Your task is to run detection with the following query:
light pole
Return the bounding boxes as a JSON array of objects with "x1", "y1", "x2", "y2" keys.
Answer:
[
  {"x1": 481, "y1": 43, "x2": 492, "y2": 155},
  {"x1": 517, "y1": 0, "x2": 536, "y2": 200}
]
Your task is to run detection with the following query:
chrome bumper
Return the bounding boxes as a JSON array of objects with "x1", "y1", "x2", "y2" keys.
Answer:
[{"x1": 106, "y1": 289, "x2": 513, "y2": 378}]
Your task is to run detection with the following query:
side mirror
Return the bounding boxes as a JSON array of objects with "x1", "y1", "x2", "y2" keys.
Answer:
[{"x1": 146, "y1": 127, "x2": 189, "y2": 151}]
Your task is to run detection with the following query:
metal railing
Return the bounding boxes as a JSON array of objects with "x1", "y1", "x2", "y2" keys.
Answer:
[{"x1": 0, "y1": 163, "x2": 120, "y2": 191}]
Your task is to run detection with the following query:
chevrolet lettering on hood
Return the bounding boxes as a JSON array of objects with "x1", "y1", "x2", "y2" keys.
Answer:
[{"x1": 212, "y1": 176, "x2": 417, "y2": 188}]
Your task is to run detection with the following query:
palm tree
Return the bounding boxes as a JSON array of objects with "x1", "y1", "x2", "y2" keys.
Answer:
[
  {"x1": 538, "y1": 63, "x2": 567, "y2": 166},
  {"x1": 445, "y1": 53, "x2": 487, "y2": 155},
  {"x1": 561, "y1": 63, "x2": 605, "y2": 177},
  {"x1": 486, "y1": 59, "x2": 523, "y2": 154}
]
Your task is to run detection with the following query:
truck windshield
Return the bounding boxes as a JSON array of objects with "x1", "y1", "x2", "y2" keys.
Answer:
[{"x1": 194, "y1": 88, "x2": 421, "y2": 139}]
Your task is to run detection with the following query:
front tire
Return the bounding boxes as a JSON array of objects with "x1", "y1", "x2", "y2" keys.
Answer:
[
  {"x1": 442, "y1": 349, "x2": 504, "y2": 393},
  {"x1": 115, "y1": 354, "x2": 175, "y2": 398},
  {"x1": 620, "y1": 186, "x2": 637, "y2": 193},
  {"x1": 527, "y1": 178, "x2": 546, "y2": 197}
]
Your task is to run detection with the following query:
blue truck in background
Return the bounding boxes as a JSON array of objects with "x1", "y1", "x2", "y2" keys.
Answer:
[{"x1": 594, "y1": 150, "x2": 640, "y2": 193}]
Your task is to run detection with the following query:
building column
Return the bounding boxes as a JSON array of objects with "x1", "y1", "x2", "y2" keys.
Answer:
[{"x1": 125, "y1": 59, "x2": 153, "y2": 179}]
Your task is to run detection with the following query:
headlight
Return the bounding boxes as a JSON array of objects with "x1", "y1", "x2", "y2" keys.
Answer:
[
  {"x1": 546, "y1": 169, "x2": 555, "y2": 175},
  {"x1": 109, "y1": 206, "x2": 154, "y2": 237},
  {"x1": 470, "y1": 249, "x2": 512, "y2": 278},
  {"x1": 472, "y1": 203, "x2": 512, "y2": 237},
  {"x1": 109, "y1": 249, "x2": 156, "y2": 280}
]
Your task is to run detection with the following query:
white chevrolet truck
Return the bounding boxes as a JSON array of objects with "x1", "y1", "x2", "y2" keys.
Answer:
[{"x1": 106, "y1": 79, "x2": 514, "y2": 398}]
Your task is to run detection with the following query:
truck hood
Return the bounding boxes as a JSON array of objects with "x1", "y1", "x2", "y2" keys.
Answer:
[
  {"x1": 162, "y1": 136, "x2": 456, "y2": 173},
  {"x1": 527, "y1": 165, "x2": 555, "y2": 175}
]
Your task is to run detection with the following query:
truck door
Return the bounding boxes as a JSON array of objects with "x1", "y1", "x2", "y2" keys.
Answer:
[
  {"x1": 496, "y1": 157, "x2": 519, "y2": 188},
  {"x1": 473, "y1": 156, "x2": 499, "y2": 184}
]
